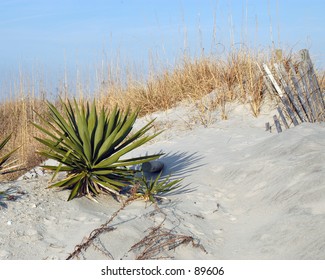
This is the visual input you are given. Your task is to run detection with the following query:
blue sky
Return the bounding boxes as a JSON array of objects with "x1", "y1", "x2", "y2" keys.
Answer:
[{"x1": 0, "y1": 0, "x2": 324, "y2": 95}]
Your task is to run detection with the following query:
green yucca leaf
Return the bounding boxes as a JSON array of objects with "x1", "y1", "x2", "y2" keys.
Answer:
[
  {"x1": 31, "y1": 122, "x2": 61, "y2": 142},
  {"x1": 50, "y1": 149, "x2": 74, "y2": 181},
  {"x1": 48, "y1": 173, "x2": 83, "y2": 188},
  {"x1": 92, "y1": 176, "x2": 121, "y2": 189},
  {"x1": 91, "y1": 169, "x2": 116, "y2": 176},
  {"x1": 93, "y1": 136, "x2": 151, "y2": 169},
  {"x1": 0, "y1": 134, "x2": 13, "y2": 150},
  {"x1": 47, "y1": 101, "x2": 82, "y2": 147},
  {"x1": 33, "y1": 98, "x2": 162, "y2": 201},
  {"x1": 34, "y1": 137, "x2": 67, "y2": 153},
  {"x1": 87, "y1": 101, "x2": 97, "y2": 145},
  {"x1": 68, "y1": 180, "x2": 82, "y2": 201},
  {"x1": 82, "y1": 128, "x2": 92, "y2": 163},
  {"x1": 115, "y1": 119, "x2": 160, "y2": 153},
  {"x1": 96, "y1": 175, "x2": 128, "y2": 187},
  {"x1": 110, "y1": 112, "x2": 137, "y2": 149},
  {"x1": 88, "y1": 182, "x2": 99, "y2": 196},
  {"x1": 93, "y1": 107, "x2": 106, "y2": 157},
  {"x1": 136, "y1": 171, "x2": 183, "y2": 203},
  {"x1": 36, "y1": 146, "x2": 80, "y2": 167},
  {"x1": 0, "y1": 147, "x2": 20, "y2": 169},
  {"x1": 110, "y1": 154, "x2": 161, "y2": 167},
  {"x1": 105, "y1": 106, "x2": 118, "y2": 138},
  {"x1": 41, "y1": 165, "x2": 74, "y2": 172},
  {"x1": 0, "y1": 134, "x2": 20, "y2": 175},
  {"x1": 95, "y1": 125, "x2": 120, "y2": 163}
]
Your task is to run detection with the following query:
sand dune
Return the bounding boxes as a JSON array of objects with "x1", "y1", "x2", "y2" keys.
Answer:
[{"x1": 1, "y1": 103, "x2": 324, "y2": 260}]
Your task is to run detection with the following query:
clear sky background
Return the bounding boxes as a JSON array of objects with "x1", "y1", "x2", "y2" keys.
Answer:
[{"x1": 0, "y1": 0, "x2": 324, "y2": 95}]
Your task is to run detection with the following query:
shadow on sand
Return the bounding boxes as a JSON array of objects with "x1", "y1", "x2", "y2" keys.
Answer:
[
  {"x1": 142, "y1": 151, "x2": 205, "y2": 197},
  {"x1": 0, "y1": 185, "x2": 26, "y2": 209}
]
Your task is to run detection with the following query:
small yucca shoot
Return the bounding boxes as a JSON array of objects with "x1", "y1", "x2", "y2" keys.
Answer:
[
  {"x1": 136, "y1": 171, "x2": 183, "y2": 203},
  {"x1": 0, "y1": 134, "x2": 20, "y2": 175},
  {"x1": 32, "y1": 99, "x2": 162, "y2": 201}
]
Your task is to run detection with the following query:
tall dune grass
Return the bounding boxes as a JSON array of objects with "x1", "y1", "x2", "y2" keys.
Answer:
[{"x1": 97, "y1": 49, "x2": 271, "y2": 116}]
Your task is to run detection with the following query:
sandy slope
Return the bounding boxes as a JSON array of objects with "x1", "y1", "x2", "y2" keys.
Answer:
[{"x1": 0, "y1": 102, "x2": 324, "y2": 260}]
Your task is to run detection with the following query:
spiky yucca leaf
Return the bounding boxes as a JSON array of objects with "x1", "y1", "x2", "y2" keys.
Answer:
[
  {"x1": 136, "y1": 172, "x2": 183, "y2": 203},
  {"x1": 33, "y1": 99, "x2": 162, "y2": 201},
  {"x1": 0, "y1": 134, "x2": 20, "y2": 175}
]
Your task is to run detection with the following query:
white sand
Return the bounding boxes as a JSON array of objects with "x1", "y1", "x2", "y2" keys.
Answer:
[{"x1": 1, "y1": 101, "x2": 325, "y2": 260}]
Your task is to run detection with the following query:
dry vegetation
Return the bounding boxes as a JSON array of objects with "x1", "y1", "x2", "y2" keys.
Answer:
[
  {"x1": 97, "y1": 51, "x2": 268, "y2": 116},
  {"x1": 0, "y1": 48, "x2": 323, "y2": 180}
]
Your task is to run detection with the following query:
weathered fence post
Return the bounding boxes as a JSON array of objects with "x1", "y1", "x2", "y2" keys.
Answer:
[{"x1": 299, "y1": 49, "x2": 325, "y2": 121}]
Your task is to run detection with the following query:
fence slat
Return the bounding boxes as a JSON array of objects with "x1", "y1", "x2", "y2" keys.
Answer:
[
  {"x1": 288, "y1": 62, "x2": 312, "y2": 122},
  {"x1": 298, "y1": 64, "x2": 317, "y2": 122},
  {"x1": 274, "y1": 63, "x2": 306, "y2": 122},
  {"x1": 300, "y1": 49, "x2": 325, "y2": 120},
  {"x1": 300, "y1": 49, "x2": 325, "y2": 109},
  {"x1": 277, "y1": 107, "x2": 289, "y2": 129},
  {"x1": 281, "y1": 96, "x2": 299, "y2": 126},
  {"x1": 263, "y1": 64, "x2": 285, "y2": 97}
]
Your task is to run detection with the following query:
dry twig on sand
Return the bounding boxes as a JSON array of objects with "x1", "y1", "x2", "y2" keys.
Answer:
[
  {"x1": 127, "y1": 204, "x2": 207, "y2": 260},
  {"x1": 66, "y1": 184, "x2": 140, "y2": 260},
  {"x1": 129, "y1": 217, "x2": 207, "y2": 260}
]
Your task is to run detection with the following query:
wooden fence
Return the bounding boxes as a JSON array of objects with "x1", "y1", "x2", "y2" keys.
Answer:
[{"x1": 263, "y1": 49, "x2": 325, "y2": 133}]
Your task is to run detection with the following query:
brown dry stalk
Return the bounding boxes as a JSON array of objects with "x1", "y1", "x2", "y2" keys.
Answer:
[
  {"x1": 129, "y1": 218, "x2": 207, "y2": 260},
  {"x1": 90, "y1": 238, "x2": 115, "y2": 260},
  {"x1": 66, "y1": 190, "x2": 138, "y2": 260},
  {"x1": 128, "y1": 204, "x2": 207, "y2": 260}
]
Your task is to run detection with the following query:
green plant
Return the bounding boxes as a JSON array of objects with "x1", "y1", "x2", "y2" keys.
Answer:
[
  {"x1": 32, "y1": 99, "x2": 162, "y2": 201},
  {"x1": 0, "y1": 134, "x2": 20, "y2": 175},
  {"x1": 135, "y1": 171, "x2": 183, "y2": 203}
]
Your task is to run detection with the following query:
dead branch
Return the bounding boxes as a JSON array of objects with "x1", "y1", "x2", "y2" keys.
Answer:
[
  {"x1": 129, "y1": 205, "x2": 207, "y2": 260},
  {"x1": 66, "y1": 190, "x2": 138, "y2": 260}
]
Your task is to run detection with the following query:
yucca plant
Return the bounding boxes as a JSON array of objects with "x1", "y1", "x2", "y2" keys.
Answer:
[
  {"x1": 32, "y1": 98, "x2": 162, "y2": 201},
  {"x1": 0, "y1": 134, "x2": 20, "y2": 175},
  {"x1": 135, "y1": 171, "x2": 183, "y2": 203}
]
